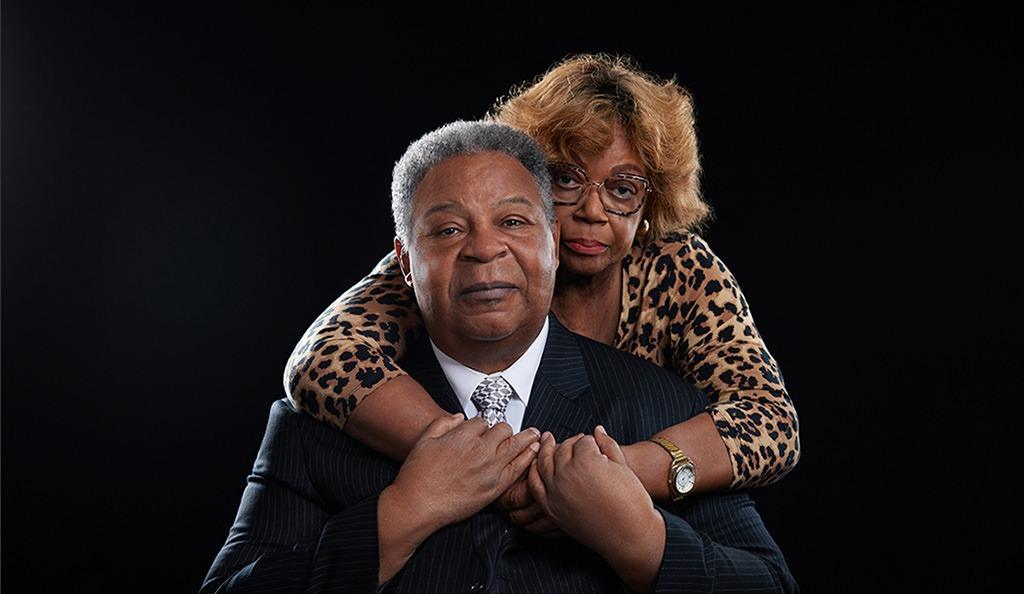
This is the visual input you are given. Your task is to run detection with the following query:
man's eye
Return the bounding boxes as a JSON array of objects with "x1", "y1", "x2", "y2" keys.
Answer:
[
  {"x1": 503, "y1": 218, "x2": 526, "y2": 227},
  {"x1": 438, "y1": 227, "x2": 460, "y2": 236}
]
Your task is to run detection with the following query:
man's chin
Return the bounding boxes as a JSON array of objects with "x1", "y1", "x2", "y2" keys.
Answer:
[{"x1": 456, "y1": 322, "x2": 519, "y2": 343}]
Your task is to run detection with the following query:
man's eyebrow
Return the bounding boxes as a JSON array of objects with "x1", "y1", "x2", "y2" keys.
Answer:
[
  {"x1": 496, "y1": 195, "x2": 538, "y2": 209},
  {"x1": 420, "y1": 196, "x2": 538, "y2": 219},
  {"x1": 421, "y1": 202, "x2": 462, "y2": 218}
]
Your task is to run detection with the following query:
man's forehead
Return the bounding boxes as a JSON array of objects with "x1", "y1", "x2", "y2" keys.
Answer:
[
  {"x1": 413, "y1": 152, "x2": 542, "y2": 212},
  {"x1": 420, "y1": 195, "x2": 539, "y2": 218},
  {"x1": 421, "y1": 151, "x2": 532, "y2": 183}
]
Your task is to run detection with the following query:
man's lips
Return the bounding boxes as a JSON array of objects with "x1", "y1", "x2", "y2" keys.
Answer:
[
  {"x1": 459, "y1": 282, "x2": 518, "y2": 301},
  {"x1": 563, "y1": 238, "x2": 608, "y2": 256}
]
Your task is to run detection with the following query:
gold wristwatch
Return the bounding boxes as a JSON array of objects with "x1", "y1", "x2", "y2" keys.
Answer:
[{"x1": 648, "y1": 437, "x2": 697, "y2": 502}]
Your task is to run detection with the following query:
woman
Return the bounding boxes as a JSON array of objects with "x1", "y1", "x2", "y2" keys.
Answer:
[{"x1": 285, "y1": 54, "x2": 799, "y2": 504}]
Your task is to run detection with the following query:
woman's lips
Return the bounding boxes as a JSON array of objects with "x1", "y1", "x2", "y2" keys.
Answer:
[{"x1": 563, "y1": 238, "x2": 608, "y2": 256}]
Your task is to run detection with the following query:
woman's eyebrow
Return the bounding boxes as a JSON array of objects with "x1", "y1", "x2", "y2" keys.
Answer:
[{"x1": 611, "y1": 163, "x2": 646, "y2": 175}]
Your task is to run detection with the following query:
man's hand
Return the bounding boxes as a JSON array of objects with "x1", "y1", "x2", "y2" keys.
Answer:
[
  {"x1": 527, "y1": 426, "x2": 665, "y2": 593},
  {"x1": 378, "y1": 414, "x2": 540, "y2": 584},
  {"x1": 391, "y1": 414, "x2": 541, "y2": 531},
  {"x1": 496, "y1": 473, "x2": 561, "y2": 537}
]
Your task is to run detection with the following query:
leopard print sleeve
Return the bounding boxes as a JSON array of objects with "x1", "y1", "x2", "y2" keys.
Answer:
[
  {"x1": 618, "y1": 231, "x2": 800, "y2": 489},
  {"x1": 282, "y1": 251, "x2": 423, "y2": 431}
]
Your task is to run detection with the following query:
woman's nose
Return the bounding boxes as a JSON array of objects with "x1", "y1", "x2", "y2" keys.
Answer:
[{"x1": 573, "y1": 184, "x2": 609, "y2": 223}]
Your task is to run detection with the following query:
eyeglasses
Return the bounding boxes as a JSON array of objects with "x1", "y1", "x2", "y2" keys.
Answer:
[{"x1": 547, "y1": 162, "x2": 651, "y2": 217}]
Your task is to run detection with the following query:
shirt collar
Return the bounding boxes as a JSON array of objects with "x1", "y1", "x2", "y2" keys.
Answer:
[{"x1": 429, "y1": 317, "x2": 549, "y2": 411}]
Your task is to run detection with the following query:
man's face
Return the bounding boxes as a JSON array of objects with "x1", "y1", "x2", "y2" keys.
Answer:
[{"x1": 397, "y1": 152, "x2": 558, "y2": 363}]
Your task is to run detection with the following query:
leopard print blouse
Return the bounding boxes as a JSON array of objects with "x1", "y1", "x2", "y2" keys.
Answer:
[{"x1": 284, "y1": 231, "x2": 800, "y2": 489}]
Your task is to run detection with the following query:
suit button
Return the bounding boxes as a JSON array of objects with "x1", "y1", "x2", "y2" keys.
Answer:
[{"x1": 469, "y1": 582, "x2": 484, "y2": 592}]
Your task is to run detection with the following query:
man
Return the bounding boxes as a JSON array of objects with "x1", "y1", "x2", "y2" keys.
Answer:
[{"x1": 202, "y1": 121, "x2": 796, "y2": 593}]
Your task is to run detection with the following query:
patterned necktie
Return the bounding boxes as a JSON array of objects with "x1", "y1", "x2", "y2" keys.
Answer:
[{"x1": 470, "y1": 375, "x2": 514, "y2": 427}]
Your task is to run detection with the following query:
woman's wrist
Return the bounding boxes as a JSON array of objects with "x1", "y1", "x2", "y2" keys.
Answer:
[
  {"x1": 344, "y1": 375, "x2": 449, "y2": 461},
  {"x1": 622, "y1": 441, "x2": 671, "y2": 501}
]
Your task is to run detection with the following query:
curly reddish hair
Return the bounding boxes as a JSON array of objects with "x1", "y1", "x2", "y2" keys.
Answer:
[{"x1": 489, "y1": 53, "x2": 711, "y2": 240}]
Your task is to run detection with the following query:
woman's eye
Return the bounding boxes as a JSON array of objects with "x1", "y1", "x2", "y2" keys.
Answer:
[
  {"x1": 608, "y1": 181, "x2": 639, "y2": 197},
  {"x1": 553, "y1": 174, "x2": 581, "y2": 188}
]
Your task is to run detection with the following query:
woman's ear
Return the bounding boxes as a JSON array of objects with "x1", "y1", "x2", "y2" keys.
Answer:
[{"x1": 394, "y1": 237, "x2": 413, "y2": 286}]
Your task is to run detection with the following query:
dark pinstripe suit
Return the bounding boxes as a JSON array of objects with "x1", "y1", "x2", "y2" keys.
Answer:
[{"x1": 202, "y1": 315, "x2": 797, "y2": 593}]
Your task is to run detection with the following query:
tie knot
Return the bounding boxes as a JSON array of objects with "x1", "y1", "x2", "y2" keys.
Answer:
[{"x1": 470, "y1": 376, "x2": 514, "y2": 427}]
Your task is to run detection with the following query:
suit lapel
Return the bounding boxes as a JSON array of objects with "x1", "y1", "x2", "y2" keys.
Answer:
[
  {"x1": 399, "y1": 336, "x2": 464, "y2": 416},
  {"x1": 402, "y1": 314, "x2": 596, "y2": 439},
  {"x1": 521, "y1": 315, "x2": 596, "y2": 441}
]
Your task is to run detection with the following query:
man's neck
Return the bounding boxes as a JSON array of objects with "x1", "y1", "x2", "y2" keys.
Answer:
[{"x1": 426, "y1": 316, "x2": 548, "y2": 375}]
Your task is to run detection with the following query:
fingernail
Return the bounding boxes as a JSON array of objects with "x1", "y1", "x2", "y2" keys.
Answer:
[
  {"x1": 530, "y1": 442, "x2": 540, "y2": 452},
  {"x1": 529, "y1": 427, "x2": 541, "y2": 437},
  {"x1": 596, "y1": 425, "x2": 606, "y2": 434}
]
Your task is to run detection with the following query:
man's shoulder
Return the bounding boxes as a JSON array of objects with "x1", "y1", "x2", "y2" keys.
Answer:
[
  {"x1": 261, "y1": 397, "x2": 357, "y2": 451},
  {"x1": 259, "y1": 398, "x2": 394, "y2": 477},
  {"x1": 557, "y1": 322, "x2": 705, "y2": 405},
  {"x1": 571, "y1": 329, "x2": 680, "y2": 383}
]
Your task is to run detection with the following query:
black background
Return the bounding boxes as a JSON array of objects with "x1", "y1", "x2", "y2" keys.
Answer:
[{"x1": 3, "y1": 3, "x2": 1021, "y2": 592}]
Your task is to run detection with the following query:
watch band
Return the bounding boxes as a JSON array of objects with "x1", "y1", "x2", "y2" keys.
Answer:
[
  {"x1": 648, "y1": 437, "x2": 687, "y2": 464},
  {"x1": 648, "y1": 437, "x2": 696, "y2": 502}
]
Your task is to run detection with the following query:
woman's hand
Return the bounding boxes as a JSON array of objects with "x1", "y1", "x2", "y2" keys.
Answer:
[{"x1": 527, "y1": 426, "x2": 665, "y2": 593}]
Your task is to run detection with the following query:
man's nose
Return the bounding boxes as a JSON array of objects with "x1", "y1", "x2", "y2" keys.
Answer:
[{"x1": 459, "y1": 228, "x2": 508, "y2": 262}]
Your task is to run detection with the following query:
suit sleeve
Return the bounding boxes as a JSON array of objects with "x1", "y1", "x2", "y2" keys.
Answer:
[
  {"x1": 200, "y1": 401, "x2": 382, "y2": 593},
  {"x1": 653, "y1": 492, "x2": 798, "y2": 593}
]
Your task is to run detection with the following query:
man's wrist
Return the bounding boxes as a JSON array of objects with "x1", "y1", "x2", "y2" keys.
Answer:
[
  {"x1": 598, "y1": 505, "x2": 665, "y2": 593},
  {"x1": 380, "y1": 485, "x2": 442, "y2": 563}
]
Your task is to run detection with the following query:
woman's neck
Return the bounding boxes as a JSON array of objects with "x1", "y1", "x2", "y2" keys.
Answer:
[{"x1": 551, "y1": 265, "x2": 622, "y2": 345}]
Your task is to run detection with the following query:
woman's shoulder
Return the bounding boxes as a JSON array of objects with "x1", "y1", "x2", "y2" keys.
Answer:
[{"x1": 628, "y1": 230, "x2": 724, "y2": 274}]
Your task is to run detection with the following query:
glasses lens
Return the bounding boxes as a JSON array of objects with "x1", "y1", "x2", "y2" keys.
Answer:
[
  {"x1": 601, "y1": 177, "x2": 646, "y2": 212},
  {"x1": 549, "y1": 165, "x2": 586, "y2": 203}
]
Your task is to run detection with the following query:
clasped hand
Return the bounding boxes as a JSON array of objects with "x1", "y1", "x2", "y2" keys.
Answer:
[
  {"x1": 393, "y1": 415, "x2": 659, "y2": 554},
  {"x1": 388, "y1": 414, "x2": 541, "y2": 532}
]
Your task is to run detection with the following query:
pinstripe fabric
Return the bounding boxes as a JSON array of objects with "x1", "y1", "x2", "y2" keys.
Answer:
[{"x1": 202, "y1": 314, "x2": 796, "y2": 593}]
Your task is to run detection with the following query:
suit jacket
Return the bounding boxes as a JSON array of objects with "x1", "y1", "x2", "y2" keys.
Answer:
[{"x1": 202, "y1": 315, "x2": 797, "y2": 593}]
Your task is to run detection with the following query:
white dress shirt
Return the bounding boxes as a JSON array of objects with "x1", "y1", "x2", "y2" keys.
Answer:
[{"x1": 429, "y1": 318, "x2": 549, "y2": 433}]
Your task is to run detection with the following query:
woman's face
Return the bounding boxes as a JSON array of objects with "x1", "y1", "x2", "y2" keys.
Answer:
[{"x1": 554, "y1": 126, "x2": 647, "y2": 280}]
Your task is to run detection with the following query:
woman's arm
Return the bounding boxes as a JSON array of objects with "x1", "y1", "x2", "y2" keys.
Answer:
[
  {"x1": 284, "y1": 251, "x2": 448, "y2": 460},
  {"x1": 619, "y1": 233, "x2": 800, "y2": 494}
]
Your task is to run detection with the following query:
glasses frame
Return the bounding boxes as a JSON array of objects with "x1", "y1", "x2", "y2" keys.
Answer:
[{"x1": 547, "y1": 162, "x2": 651, "y2": 217}]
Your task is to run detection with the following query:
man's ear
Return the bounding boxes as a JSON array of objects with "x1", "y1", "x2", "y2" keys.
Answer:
[{"x1": 394, "y1": 237, "x2": 413, "y2": 287}]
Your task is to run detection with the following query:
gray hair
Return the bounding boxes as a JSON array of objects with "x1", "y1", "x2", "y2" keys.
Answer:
[{"x1": 391, "y1": 120, "x2": 554, "y2": 246}]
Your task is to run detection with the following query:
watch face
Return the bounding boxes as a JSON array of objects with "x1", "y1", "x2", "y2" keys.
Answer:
[{"x1": 674, "y1": 464, "x2": 695, "y2": 494}]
